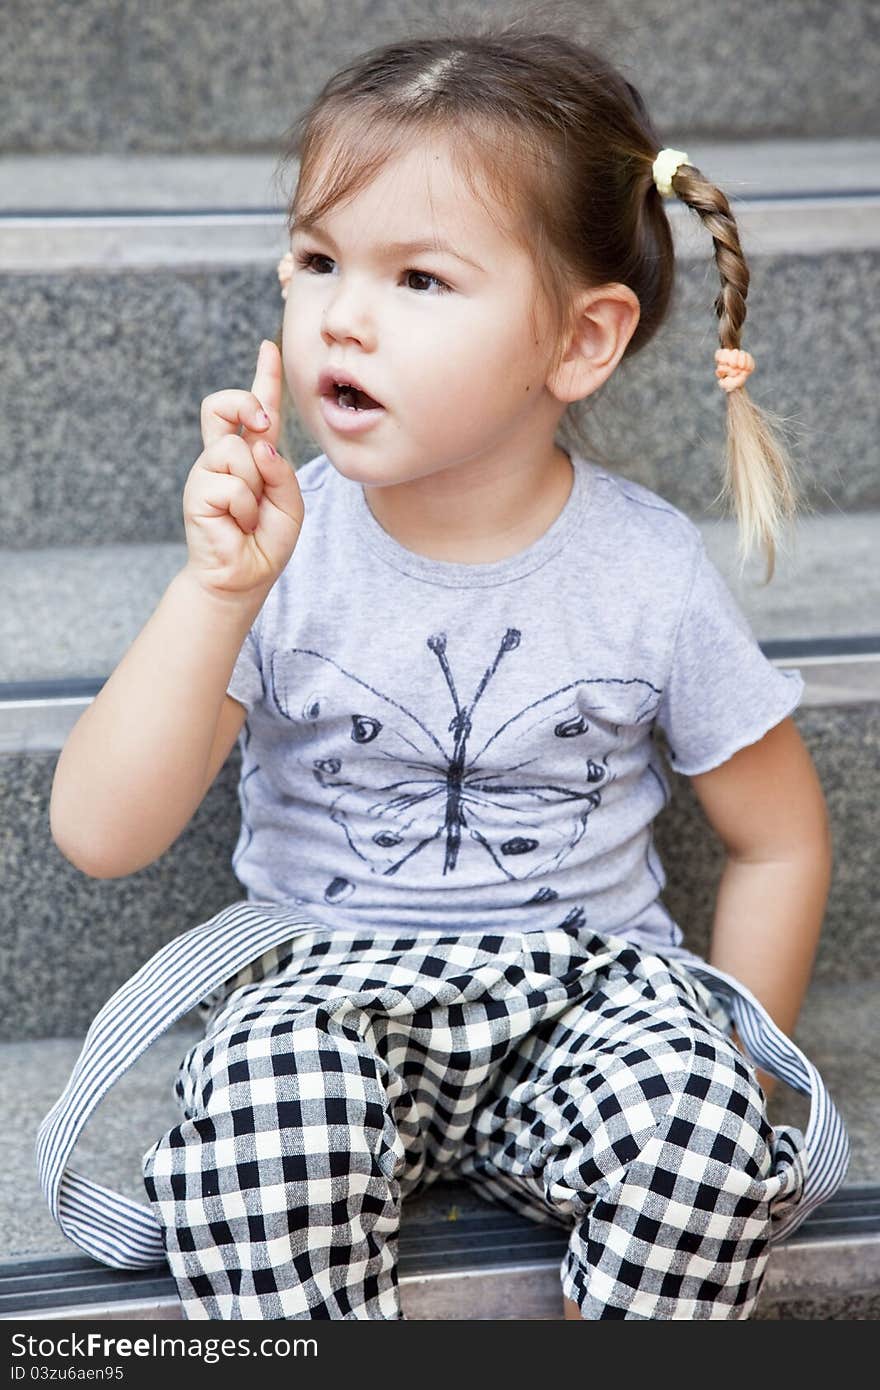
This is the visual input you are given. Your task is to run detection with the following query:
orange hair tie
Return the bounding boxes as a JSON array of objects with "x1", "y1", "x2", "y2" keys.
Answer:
[
  {"x1": 715, "y1": 347, "x2": 755, "y2": 394},
  {"x1": 277, "y1": 251, "x2": 294, "y2": 301}
]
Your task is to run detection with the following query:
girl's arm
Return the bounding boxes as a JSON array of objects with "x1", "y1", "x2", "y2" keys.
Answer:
[
  {"x1": 50, "y1": 568, "x2": 258, "y2": 879},
  {"x1": 51, "y1": 340, "x2": 303, "y2": 882},
  {"x1": 688, "y1": 715, "x2": 833, "y2": 1096}
]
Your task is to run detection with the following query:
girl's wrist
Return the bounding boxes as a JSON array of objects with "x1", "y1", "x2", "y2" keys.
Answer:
[{"x1": 175, "y1": 563, "x2": 272, "y2": 629}]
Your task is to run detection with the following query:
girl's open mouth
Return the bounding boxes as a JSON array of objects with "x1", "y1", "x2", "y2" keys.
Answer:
[
  {"x1": 320, "y1": 384, "x2": 386, "y2": 434},
  {"x1": 334, "y1": 383, "x2": 383, "y2": 410}
]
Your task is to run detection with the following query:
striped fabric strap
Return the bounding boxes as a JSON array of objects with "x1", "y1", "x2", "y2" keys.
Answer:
[
  {"x1": 36, "y1": 909, "x2": 850, "y2": 1270},
  {"x1": 35, "y1": 902, "x2": 316, "y2": 1269},
  {"x1": 686, "y1": 960, "x2": 851, "y2": 1244}
]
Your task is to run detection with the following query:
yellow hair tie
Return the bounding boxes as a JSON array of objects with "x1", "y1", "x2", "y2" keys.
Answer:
[{"x1": 652, "y1": 147, "x2": 690, "y2": 197}]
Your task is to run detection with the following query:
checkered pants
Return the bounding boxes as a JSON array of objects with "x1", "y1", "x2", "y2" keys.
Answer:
[
  {"x1": 37, "y1": 903, "x2": 849, "y2": 1321},
  {"x1": 146, "y1": 918, "x2": 809, "y2": 1320}
]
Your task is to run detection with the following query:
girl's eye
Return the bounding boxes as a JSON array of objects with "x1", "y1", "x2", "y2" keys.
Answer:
[
  {"x1": 293, "y1": 250, "x2": 451, "y2": 295},
  {"x1": 294, "y1": 251, "x2": 332, "y2": 276},
  {"x1": 404, "y1": 269, "x2": 451, "y2": 295}
]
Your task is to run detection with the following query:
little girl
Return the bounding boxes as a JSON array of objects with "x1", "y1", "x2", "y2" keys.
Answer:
[{"x1": 38, "y1": 18, "x2": 849, "y2": 1320}]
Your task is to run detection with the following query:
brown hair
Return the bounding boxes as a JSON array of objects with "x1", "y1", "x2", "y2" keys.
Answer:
[{"x1": 270, "y1": 5, "x2": 803, "y2": 583}]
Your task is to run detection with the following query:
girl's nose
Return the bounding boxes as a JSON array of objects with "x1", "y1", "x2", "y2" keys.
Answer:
[{"x1": 320, "y1": 281, "x2": 376, "y2": 348}]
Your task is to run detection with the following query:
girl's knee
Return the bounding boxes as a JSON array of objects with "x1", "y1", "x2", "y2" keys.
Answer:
[
  {"x1": 178, "y1": 1011, "x2": 394, "y2": 1122},
  {"x1": 557, "y1": 1043, "x2": 781, "y2": 1318},
  {"x1": 554, "y1": 1031, "x2": 806, "y2": 1316},
  {"x1": 145, "y1": 1014, "x2": 407, "y2": 1203},
  {"x1": 675, "y1": 1030, "x2": 778, "y2": 1180},
  {"x1": 543, "y1": 1024, "x2": 776, "y2": 1214}
]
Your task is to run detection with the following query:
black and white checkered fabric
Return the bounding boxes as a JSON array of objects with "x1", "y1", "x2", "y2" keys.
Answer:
[{"x1": 36, "y1": 903, "x2": 849, "y2": 1320}]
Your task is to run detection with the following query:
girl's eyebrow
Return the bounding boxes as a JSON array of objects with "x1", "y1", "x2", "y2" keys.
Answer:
[{"x1": 292, "y1": 219, "x2": 485, "y2": 272}]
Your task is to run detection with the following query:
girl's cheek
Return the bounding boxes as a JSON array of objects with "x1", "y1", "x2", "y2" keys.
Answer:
[{"x1": 280, "y1": 349, "x2": 310, "y2": 404}]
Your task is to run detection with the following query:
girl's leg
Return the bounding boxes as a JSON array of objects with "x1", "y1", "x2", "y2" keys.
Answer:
[
  {"x1": 142, "y1": 998, "x2": 407, "y2": 1320},
  {"x1": 454, "y1": 949, "x2": 806, "y2": 1320}
]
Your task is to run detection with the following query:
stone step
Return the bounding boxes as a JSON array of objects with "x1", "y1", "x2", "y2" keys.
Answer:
[
  {"x1": 1, "y1": 139, "x2": 878, "y2": 546},
  {"x1": 1, "y1": 977, "x2": 876, "y2": 1318},
  {"x1": 4, "y1": 3, "x2": 876, "y2": 155},
  {"x1": 4, "y1": 138, "x2": 879, "y2": 219},
  {"x1": 1, "y1": 511, "x2": 878, "y2": 694}
]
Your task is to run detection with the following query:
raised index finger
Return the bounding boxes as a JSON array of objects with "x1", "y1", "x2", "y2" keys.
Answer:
[
  {"x1": 200, "y1": 341, "x2": 282, "y2": 448},
  {"x1": 250, "y1": 339, "x2": 282, "y2": 428}
]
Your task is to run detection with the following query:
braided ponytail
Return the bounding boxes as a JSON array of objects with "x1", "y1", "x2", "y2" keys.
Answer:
[{"x1": 661, "y1": 156, "x2": 803, "y2": 585}]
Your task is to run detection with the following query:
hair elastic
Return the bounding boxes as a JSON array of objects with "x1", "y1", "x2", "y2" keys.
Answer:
[
  {"x1": 652, "y1": 147, "x2": 690, "y2": 197},
  {"x1": 715, "y1": 348, "x2": 756, "y2": 393}
]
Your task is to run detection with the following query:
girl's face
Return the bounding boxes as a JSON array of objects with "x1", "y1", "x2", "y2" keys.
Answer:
[{"x1": 282, "y1": 136, "x2": 567, "y2": 490}]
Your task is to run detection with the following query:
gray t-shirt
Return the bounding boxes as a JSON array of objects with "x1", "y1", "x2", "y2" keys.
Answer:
[{"x1": 226, "y1": 448, "x2": 804, "y2": 961}]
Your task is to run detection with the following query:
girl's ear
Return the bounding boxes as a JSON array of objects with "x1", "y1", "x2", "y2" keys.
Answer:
[{"x1": 547, "y1": 284, "x2": 640, "y2": 404}]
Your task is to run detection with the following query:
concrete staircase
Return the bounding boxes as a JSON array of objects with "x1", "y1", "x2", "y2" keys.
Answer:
[{"x1": 2, "y1": 0, "x2": 878, "y2": 1320}]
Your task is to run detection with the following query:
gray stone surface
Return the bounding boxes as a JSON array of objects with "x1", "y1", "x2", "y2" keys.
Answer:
[
  {"x1": 699, "y1": 513, "x2": 880, "y2": 645},
  {"x1": 1, "y1": 512, "x2": 878, "y2": 688},
  {"x1": 0, "y1": 755, "x2": 242, "y2": 1040},
  {"x1": 0, "y1": 155, "x2": 287, "y2": 214},
  {"x1": 0, "y1": 1024, "x2": 201, "y2": 1262},
  {"x1": 3, "y1": 1, "x2": 878, "y2": 155},
  {"x1": 0, "y1": 544, "x2": 185, "y2": 684},
  {"x1": 754, "y1": 1291, "x2": 880, "y2": 1319},
  {"x1": 1, "y1": 978, "x2": 875, "y2": 1262},
  {"x1": 0, "y1": 266, "x2": 291, "y2": 551},
  {"x1": 1, "y1": 247, "x2": 879, "y2": 549},
  {"x1": 1, "y1": 702, "x2": 877, "y2": 1039}
]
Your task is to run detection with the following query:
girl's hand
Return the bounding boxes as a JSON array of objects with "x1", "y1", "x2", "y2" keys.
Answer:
[{"x1": 183, "y1": 340, "x2": 304, "y2": 599}]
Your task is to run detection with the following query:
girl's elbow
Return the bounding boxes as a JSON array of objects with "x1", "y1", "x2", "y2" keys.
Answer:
[
  {"x1": 51, "y1": 821, "x2": 112, "y2": 879},
  {"x1": 49, "y1": 800, "x2": 129, "y2": 880}
]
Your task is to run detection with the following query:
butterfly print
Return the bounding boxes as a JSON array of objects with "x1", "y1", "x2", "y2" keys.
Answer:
[{"x1": 269, "y1": 629, "x2": 661, "y2": 902}]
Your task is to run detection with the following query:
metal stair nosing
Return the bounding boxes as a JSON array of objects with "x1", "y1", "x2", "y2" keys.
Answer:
[
  {"x1": 2, "y1": 189, "x2": 879, "y2": 273},
  {"x1": 2, "y1": 1187, "x2": 879, "y2": 1321}
]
